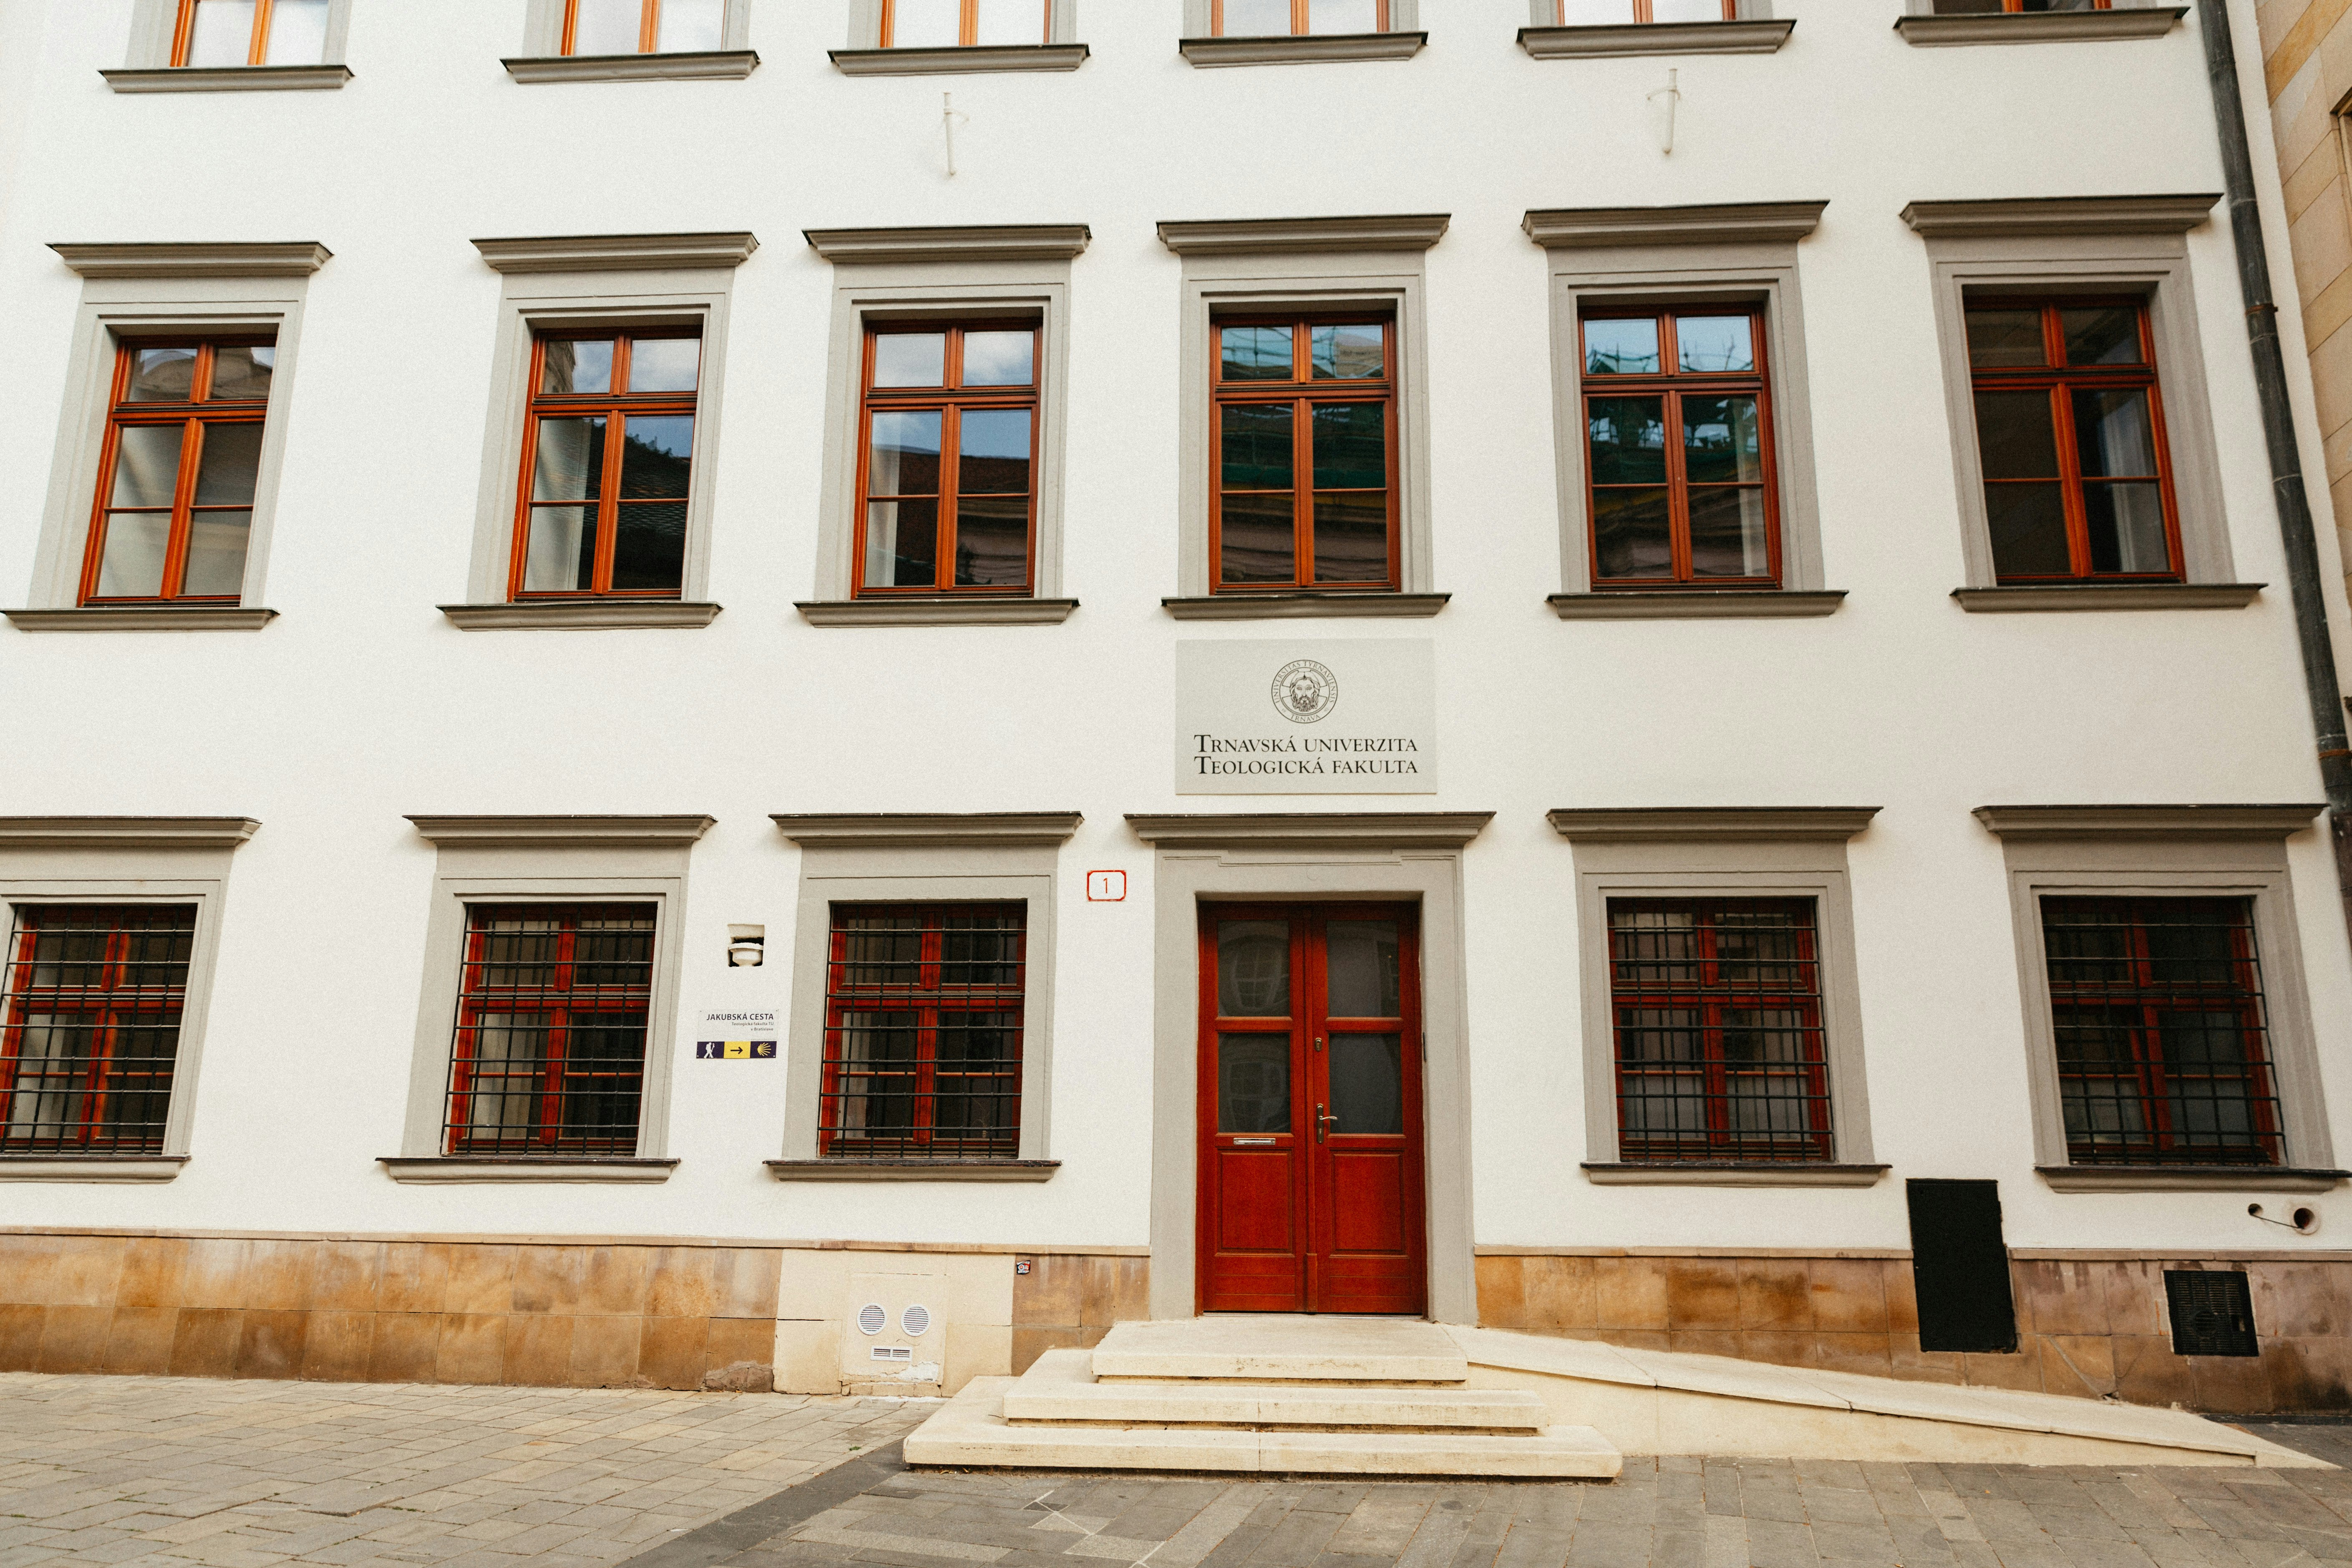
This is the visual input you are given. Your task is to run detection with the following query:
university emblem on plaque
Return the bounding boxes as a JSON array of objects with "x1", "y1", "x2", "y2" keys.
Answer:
[{"x1": 1271, "y1": 659, "x2": 1340, "y2": 724}]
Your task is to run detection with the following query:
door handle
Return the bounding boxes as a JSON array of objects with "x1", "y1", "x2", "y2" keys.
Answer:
[{"x1": 1316, "y1": 1103, "x2": 1338, "y2": 1143}]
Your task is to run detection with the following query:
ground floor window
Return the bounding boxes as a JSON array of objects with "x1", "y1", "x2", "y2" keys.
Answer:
[
  {"x1": 0, "y1": 905, "x2": 194, "y2": 1153},
  {"x1": 444, "y1": 904, "x2": 654, "y2": 1156},
  {"x1": 1606, "y1": 897, "x2": 1831, "y2": 1162},
  {"x1": 821, "y1": 903, "x2": 1025, "y2": 1158}
]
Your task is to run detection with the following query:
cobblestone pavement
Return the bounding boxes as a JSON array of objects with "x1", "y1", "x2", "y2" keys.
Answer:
[{"x1": 0, "y1": 1372, "x2": 924, "y2": 1568}]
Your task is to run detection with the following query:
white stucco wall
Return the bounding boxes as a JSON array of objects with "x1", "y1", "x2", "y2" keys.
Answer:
[{"x1": 0, "y1": 0, "x2": 2346, "y2": 1264}]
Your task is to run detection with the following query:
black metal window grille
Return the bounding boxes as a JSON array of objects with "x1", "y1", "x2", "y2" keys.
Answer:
[
  {"x1": 444, "y1": 904, "x2": 654, "y2": 1156},
  {"x1": 0, "y1": 905, "x2": 194, "y2": 1154},
  {"x1": 821, "y1": 903, "x2": 1025, "y2": 1159},
  {"x1": 2043, "y1": 896, "x2": 2281, "y2": 1167},
  {"x1": 1607, "y1": 898, "x2": 1832, "y2": 1163},
  {"x1": 2164, "y1": 1269, "x2": 2259, "y2": 1357}
]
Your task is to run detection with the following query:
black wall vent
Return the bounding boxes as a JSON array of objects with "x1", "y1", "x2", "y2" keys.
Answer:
[
  {"x1": 1906, "y1": 1179, "x2": 2018, "y2": 1354},
  {"x1": 2165, "y1": 1270, "x2": 2259, "y2": 1357}
]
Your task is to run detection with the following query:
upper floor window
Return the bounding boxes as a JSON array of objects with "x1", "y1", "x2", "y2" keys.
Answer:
[
  {"x1": 884, "y1": 0, "x2": 1052, "y2": 46},
  {"x1": 1214, "y1": 317, "x2": 1397, "y2": 592},
  {"x1": 821, "y1": 904, "x2": 1026, "y2": 1159},
  {"x1": 513, "y1": 330, "x2": 700, "y2": 600},
  {"x1": 562, "y1": 0, "x2": 724, "y2": 54},
  {"x1": 444, "y1": 905, "x2": 655, "y2": 1156},
  {"x1": 1582, "y1": 307, "x2": 1778, "y2": 588},
  {"x1": 84, "y1": 339, "x2": 274, "y2": 606},
  {"x1": 1214, "y1": 0, "x2": 1385, "y2": 33},
  {"x1": 1967, "y1": 298, "x2": 2179, "y2": 583},
  {"x1": 2042, "y1": 896, "x2": 2280, "y2": 1167},
  {"x1": 172, "y1": 0, "x2": 329, "y2": 66},
  {"x1": 1932, "y1": 0, "x2": 2113, "y2": 11},
  {"x1": 1, "y1": 906, "x2": 196, "y2": 1155},
  {"x1": 858, "y1": 324, "x2": 1038, "y2": 596},
  {"x1": 1557, "y1": 0, "x2": 1735, "y2": 19}
]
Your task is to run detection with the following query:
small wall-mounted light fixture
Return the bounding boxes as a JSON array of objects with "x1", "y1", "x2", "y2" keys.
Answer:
[
  {"x1": 727, "y1": 924, "x2": 766, "y2": 968},
  {"x1": 2248, "y1": 1201, "x2": 2320, "y2": 1235}
]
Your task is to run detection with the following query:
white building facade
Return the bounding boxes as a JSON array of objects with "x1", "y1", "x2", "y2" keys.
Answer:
[{"x1": 1, "y1": 0, "x2": 2349, "y2": 1412}]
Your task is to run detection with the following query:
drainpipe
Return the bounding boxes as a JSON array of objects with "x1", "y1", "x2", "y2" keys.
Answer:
[{"x1": 2196, "y1": 0, "x2": 2352, "y2": 939}]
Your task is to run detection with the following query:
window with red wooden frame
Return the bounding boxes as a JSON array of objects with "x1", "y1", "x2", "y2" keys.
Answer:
[
  {"x1": 171, "y1": 0, "x2": 330, "y2": 66},
  {"x1": 561, "y1": 0, "x2": 725, "y2": 55},
  {"x1": 2042, "y1": 896, "x2": 2282, "y2": 1167},
  {"x1": 512, "y1": 330, "x2": 700, "y2": 601},
  {"x1": 1967, "y1": 298, "x2": 2181, "y2": 583},
  {"x1": 857, "y1": 324, "x2": 1039, "y2": 596},
  {"x1": 0, "y1": 906, "x2": 194, "y2": 1155},
  {"x1": 882, "y1": 0, "x2": 1052, "y2": 45},
  {"x1": 443, "y1": 905, "x2": 655, "y2": 1157},
  {"x1": 1214, "y1": 317, "x2": 1398, "y2": 592},
  {"x1": 82, "y1": 339, "x2": 274, "y2": 607},
  {"x1": 1557, "y1": 0, "x2": 1735, "y2": 21},
  {"x1": 821, "y1": 905, "x2": 1025, "y2": 1159},
  {"x1": 1606, "y1": 899, "x2": 1832, "y2": 1163},
  {"x1": 1581, "y1": 307, "x2": 1778, "y2": 588},
  {"x1": 1931, "y1": 0, "x2": 2111, "y2": 13},
  {"x1": 1213, "y1": 0, "x2": 1387, "y2": 34}
]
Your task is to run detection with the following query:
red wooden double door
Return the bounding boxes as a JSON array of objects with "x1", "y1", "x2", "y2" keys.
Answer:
[{"x1": 1196, "y1": 905, "x2": 1427, "y2": 1315}]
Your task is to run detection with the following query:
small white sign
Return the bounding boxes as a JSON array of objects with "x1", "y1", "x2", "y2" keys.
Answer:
[
  {"x1": 1087, "y1": 870, "x2": 1128, "y2": 902},
  {"x1": 695, "y1": 1007, "x2": 778, "y2": 1061},
  {"x1": 1176, "y1": 640, "x2": 1437, "y2": 795}
]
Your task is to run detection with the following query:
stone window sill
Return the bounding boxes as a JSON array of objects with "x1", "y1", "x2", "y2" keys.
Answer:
[
  {"x1": 7, "y1": 607, "x2": 278, "y2": 632},
  {"x1": 102, "y1": 64, "x2": 352, "y2": 92},
  {"x1": 2037, "y1": 1164, "x2": 2346, "y2": 1193},
  {"x1": 1517, "y1": 19, "x2": 1794, "y2": 57},
  {"x1": 440, "y1": 601, "x2": 722, "y2": 630},
  {"x1": 378, "y1": 1157, "x2": 679, "y2": 1184},
  {"x1": 1549, "y1": 590, "x2": 1845, "y2": 620},
  {"x1": 830, "y1": 44, "x2": 1089, "y2": 75},
  {"x1": 1582, "y1": 1162, "x2": 1889, "y2": 1188},
  {"x1": 766, "y1": 1159, "x2": 1061, "y2": 1182},
  {"x1": 1178, "y1": 31, "x2": 1426, "y2": 67},
  {"x1": 1163, "y1": 592, "x2": 1449, "y2": 621},
  {"x1": 796, "y1": 598, "x2": 1078, "y2": 627},
  {"x1": 1894, "y1": 8, "x2": 2184, "y2": 46},
  {"x1": 1952, "y1": 583, "x2": 2261, "y2": 612},
  {"x1": 0, "y1": 1155, "x2": 186, "y2": 1183},
  {"x1": 502, "y1": 50, "x2": 760, "y2": 83}
]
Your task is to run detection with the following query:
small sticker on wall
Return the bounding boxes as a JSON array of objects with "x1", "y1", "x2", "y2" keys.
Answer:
[
  {"x1": 695, "y1": 1041, "x2": 776, "y2": 1060},
  {"x1": 1015, "y1": 1258, "x2": 1033, "y2": 1275},
  {"x1": 1087, "y1": 871, "x2": 1128, "y2": 902}
]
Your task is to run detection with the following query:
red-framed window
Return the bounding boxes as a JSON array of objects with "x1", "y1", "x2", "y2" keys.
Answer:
[
  {"x1": 82, "y1": 339, "x2": 274, "y2": 607},
  {"x1": 1558, "y1": 0, "x2": 1735, "y2": 20},
  {"x1": 1968, "y1": 298, "x2": 2181, "y2": 583},
  {"x1": 443, "y1": 905, "x2": 655, "y2": 1156},
  {"x1": 883, "y1": 0, "x2": 1052, "y2": 45},
  {"x1": 1214, "y1": 317, "x2": 1398, "y2": 592},
  {"x1": 821, "y1": 904, "x2": 1025, "y2": 1159},
  {"x1": 1933, "y1": 0, "x2": 2111, "y2": 13},
  {"x1": 856, "y1": 323, "x2": 1038, "y2": 596},
  {"x1": 561, "y1": 0, "x2": 725, "y2": 54},
  {"x1": 512, "y1": 330, "x2": 700, "y2": 601},
  {"x1": 0, "y1": 907, "x2": 195, "y2": 1155},
  {"x1": 171, "y1": 0, "x2": 330, "y2": 66},
  {"x1": 1581, "y1": 307, "x2": 1778, "y2": 588},
  {"x1": 1213, "y1": 0, "x2": 1387, "y2": 34},
  {"x1": 1606, "y1": 899, "x2": 1831, "y2": 1163},
  {"x1": 2043, "y1": 896, "x2": 2282, "y2": 1166}
]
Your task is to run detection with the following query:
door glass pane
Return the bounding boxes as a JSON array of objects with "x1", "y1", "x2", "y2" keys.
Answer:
[
  {"x1": 1312, "y1": 494, "x2": 1387, "y2": 583},
  {"x1": 96, "y1": 515, "x2": 171, "y2": 598},
  {"x1": 1324, "y1": 921, "x2": 1399, "y2": 1017},
  {"x1": 541, "y1": 340, "x2": 614, "y2": 395},
  {"x1": 1584, "y1": 317, "x2": 1659, "y2": 375},
  {"x1": 865, "y1": 500, "x2": 939, "y2": 587},
  {"x1": 891, "y1": 0, "x2": 962, "y2": 45},
  {"x1": 1675, "y1": 315, "x2": 1754, "y2": 373},
  {"x1": 570, "y1": 0, "x2": 644, "y2": 53},
  {"x1": 1688, "y1": 488, "x2": 1769, "y2": 577},
  {"x1": 532, "y1": 417, "x2": 607, "y2": 501},
  {"x1": 959, "y1": 408, "x2": 1032, "y2": 492},
  {"x1": 1218, "y1": 921, "x2": 1291, "y2": 1016},
  {"x1": 2084, "y1": 483, "x2": 2170, "y2": 574},
  {"x1": 1222, "y1": 0, "x2": 1292, "y2": 33},
  {"x1": 1681, "y1": 395, "x2": 1761, "y2": 483},
  {"x1": 184, "y1": 0, "x2": 256, "y2": 66},
  {"x1": 1218, "y1": 1035, "x2": 1291, "y2": 1133},
  {"x1": 620, "y1": 415, "x2": 694, "y2": 497},
  {"x1": 963, "y1": 330, "x2": 1035, "y2": 386},
  {"x1": 953, "y1": 496, "x2": 1030, "y2": 588},
  {"x1": 874, "y1": 332, "x2": 949, "y2": 387},
  {"x1": 207, "y1": 345, "x2": 274, "y2": 401},
  {"x1": 1966, "y1": 308, "x2": 2046, "y2": 368},
  {"x1": 1219, "y1": 493, "x2": 1294, "y2": 584},
  {"x1": 974, "y1": 0, "x2": 1048, "y2": 44},
  {"x1": 1223, "y1": 404, "x2": 1294, "y2": 488},
  {"x1": 2062, "y1": 306, "x2": 2143, "y2": 366},
  {"x1": 524, "y1": 507, "x2": 597, "y2": 591},
  {"x1": 1312, "y1": 403, "x2": 1385, "y2": 489},
  {"x1": 127, "y1": 347, "x2": 199, "y2": 402},
  {"x1": 263, "y1": 0, "x2": 330, "y2": 63},
  {"x1": 1307, "y1": 0, "x2": 1380, "y2": 32},
  {"x1": 110, "y1": 425, "x2": 187, "y2": 508},
  {"x1": 869, "y1": 410, "x2": 942, "y2": 495},
  {"x1": 628, "y1": 337, "x2": 700, "y2": 393},
  {"x1": 193, "y1": 422, "x2": 263, "y2": 505},
  {"x1": 181, "y1": 511, "x2": 252, "y2": 596},
  {"x1": 655, "y1": 0, "x2": 725, "y2": 50},
  {"x1": 1329, "y1": 1034, "x2": 1403, "y2": 1135},
  {"x1": 1221, "y1": 325, "x2": 1293, "y2": 381},
  {"x1": 1310, "y1": 324, "x2": 1385, "y2": 380},
  {"x1": 1592, "y1": 489, "x2": 1671, "y2": 579}
]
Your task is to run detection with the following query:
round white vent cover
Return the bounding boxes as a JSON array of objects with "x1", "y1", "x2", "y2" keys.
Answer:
[
  {"x1": 856, "y1": 1303, "x2": 886, "y2": 1336},
  {"x1": 901, "y1": 1304, "x2": 933, "y2": 1339}
]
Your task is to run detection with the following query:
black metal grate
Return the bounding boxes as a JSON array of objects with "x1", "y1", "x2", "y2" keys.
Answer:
[
  {"x1": 444, "y1": 904, "x2": 653, "y2": 1156},
  {"x1": 1606, "y1": 898, "x2": 1831, "y2": 1163},
  {"x1": 2043, "y1": 897, "x2": 2281, "y2": 1166},
  {"x1": 821, "y1": 903, "x2": 1025, "y2": 1159},
  {"x1": 0, "y1": 905, "x2": 194, "y2": 1154},
  {"x1": 2165, "y1": 1269, "x2": 2259, "y2": 1357}
]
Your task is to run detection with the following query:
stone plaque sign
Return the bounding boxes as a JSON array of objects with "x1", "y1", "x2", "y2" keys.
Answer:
[{"x1": 1176, "y1": 639, "x2": 1436, "y2": 795}]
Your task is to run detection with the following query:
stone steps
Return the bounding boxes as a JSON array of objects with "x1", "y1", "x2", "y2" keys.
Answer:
[
  {"x1": 1002, "y1": 1349, "x2": 1551, "y2": 1431},
  {"x1": 1087, "y1": 1316, "x2": 1469, "y2": 1384}
]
